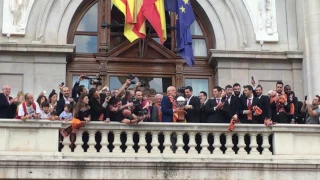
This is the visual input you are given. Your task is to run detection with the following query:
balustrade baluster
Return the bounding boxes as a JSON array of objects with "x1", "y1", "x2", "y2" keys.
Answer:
[
  {"x1": 188, "y1": 132, "x2": 198, "y2": 154},
  {"x1": 100, "y1": 130, "x2": 109, "y2": 153},
  {"x1": 151, "y1": 131, "x2": 160, "y2": 154},
  {"x1": 162, "y1": 131, "x2": 173, "y2": 154},
  {"x1": 237, "y1": 132, "x2": 247, "y2": 155},
  {"x1": 175, "y1": 132, "x2": 185, "y2": 154},
  {"x1": 126, "y1": 131, "x2": 135, "y2": 153},
  {"x1": 113, "y1": 131, "x2": 122, "y2": 153},
  {"x1": 250, "y1": 133, "x2": 259, "y2": 155},
  {"x1": 262, "y1": 133, "x2": 272, "y2": 155},
  {"x1": 138, "y1": 131, "x2": 148, "y2": 154},
  {"x1": 225, "y1": 133, "x2": 234, "y2": 155},
  {"x1": 61, "y1": 135, "x2": 71, "y2": 152},
  {"x1": 213, "y1": 132, "x2": 222, "y2": 155},
  {"x1": 87, "y1": 130, "x2": 97, "y2": 153},
  {"x1": 200, "y1": 132, "x2": 210, "y2": 154},
  {"x1": 74, "y1": 130, "x2": 84, "y2": 153}
]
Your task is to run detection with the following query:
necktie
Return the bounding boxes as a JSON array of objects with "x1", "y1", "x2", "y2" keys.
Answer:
[
  {"x1": 226, "y1": 96, "x2": 230, "y2": 104},
  {"x1": 216, "y1": 98, "x2": 220, "y2": 104},
  {"x1": 248, "y1": 99, "x2": 252, "y2": 110},
  {"x1": 6, "y1": 95, "x2": 9, "y2": 102}
]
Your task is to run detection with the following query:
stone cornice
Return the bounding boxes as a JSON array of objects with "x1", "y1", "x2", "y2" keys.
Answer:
[
  {"x1": 210, "y1": 49, "x2": 304, "y2": 63},
  {"x1": 0, "y1": 43, "x2": 75, "y2": 54}
]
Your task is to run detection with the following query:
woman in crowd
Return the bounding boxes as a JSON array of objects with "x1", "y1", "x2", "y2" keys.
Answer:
[
  {"x1": 150, "y1": 94, "x2": 163, "y2": 122},
  {"x1": 36, "y1": 95, "x2": 47, "y2": 110},
  {"x1": 89, "y1": 88, "x2": 109, "y2": 121},
  {"x1": 60, "y1": 93, "x2": 91, "y2": 137},
  {"x1": 48, "y1": 90, "x2": 58, "y2": 115}
]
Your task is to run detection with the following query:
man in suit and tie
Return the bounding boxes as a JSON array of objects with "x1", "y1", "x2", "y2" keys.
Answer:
[
  {"x1": 254, "y1": 85, "x2": 271, "y2": 124},
  {"x1": 184, "y1": 86, "x2": 201, "y2": 123},
  {"x1": 205, "y1": 86, "x2": 228, "y2": 123},
  {"x1": 56, "y1": 86, "x2": 75, "y2": 116},
  {"x1": 223, "y1": 85, "x2": 239, "y2": 121},
  {"x1": 0, "y1": 85, "x2": 18, "y2": 118},
  {"x1": 199, "y1": 91, "x2": 208, "y2": 123},
  {"x1": 239, "y1": 85, "x2": 264, "y2": 124},
  {"x1": 161, "y1": 86, "x2": 182, "y2": 122}
]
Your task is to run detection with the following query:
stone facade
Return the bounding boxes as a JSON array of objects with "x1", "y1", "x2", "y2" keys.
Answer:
[{"x1": 0, "y1": 0, "x2": 316, "y2": 99}]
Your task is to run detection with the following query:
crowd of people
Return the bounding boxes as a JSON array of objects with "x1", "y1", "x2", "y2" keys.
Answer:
[{"x1": 0, "y1": 76, "x2": 319, "y2": 134}]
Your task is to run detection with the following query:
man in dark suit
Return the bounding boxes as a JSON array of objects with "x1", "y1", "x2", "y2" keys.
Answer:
[
  {"x1": 239, "y1": 85, "x2": 264, "y2": 124},
  {"x1": 223, "y1": 85, "x2": 239, "y2": 121},
  {"x1": 205, "y1": 86, "x2": 228, "y2": 123},
  {"x1": 0, "y1": 85, "x2": 18, "y2": 118},
  {"x1": 199, "y1": 91, "x2": 208, "y2": 123},
  {"x1": 254, "y1": 85, "x2": 271, "y2": 124},
  {"x1": 161, "y1": 86, "x2": 182, "y2": 122},
  {"x1": 184, "y1": 86, "x2": 201, "y2": 123},
  {"x1": 56, "y1": 86, "x2": 75, "y2": 116}
]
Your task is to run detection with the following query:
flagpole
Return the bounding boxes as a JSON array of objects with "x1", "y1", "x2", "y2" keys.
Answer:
[{"x1": 142, "y1": 25, "x2": 152, "y2": 57}]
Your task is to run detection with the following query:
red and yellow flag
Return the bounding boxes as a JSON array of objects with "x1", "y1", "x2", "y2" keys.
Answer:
[
  {"x1": 141, "y1": 0, "x2": 167, "y2": 44},
  {"x1": 112, "y1": 0, "x2": 146, "y2": 42}
]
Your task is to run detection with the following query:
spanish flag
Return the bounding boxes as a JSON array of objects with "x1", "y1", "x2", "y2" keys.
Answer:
[
  {"x1": 142, "y1": 0, "x2": 167, "y2": 44},
  {"x1": 112, "y1": 0, "x2": 146, "y2": 42}
]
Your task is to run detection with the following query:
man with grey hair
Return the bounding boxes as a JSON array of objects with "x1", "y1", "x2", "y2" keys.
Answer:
[
  {"x1": 0, "y1": 85, "x2": 18, "y2": 118},
  {"x1": 151, "y1": 94, "x2": 163, "y2": 122},
  {"x1": 161, "y1": 86, "x2": 183, "y2": 122}
]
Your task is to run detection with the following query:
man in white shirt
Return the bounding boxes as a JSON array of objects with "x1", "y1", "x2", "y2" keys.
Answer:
[{"x1": 18, "y1": 93, "x2": 41, "y2": 120}]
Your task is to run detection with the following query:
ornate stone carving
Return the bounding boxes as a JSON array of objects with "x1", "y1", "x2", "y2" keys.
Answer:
[
  {"x1": 243, "y1": 0, "x2": 278, "y2": 42},
  {"x1": 2, "y1": 0, "x2": 35, "y2": 35}
]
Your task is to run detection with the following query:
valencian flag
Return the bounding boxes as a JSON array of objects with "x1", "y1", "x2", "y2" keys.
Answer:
[
  {"x1": 141, "y1": 0, "x2": 167, "y2": 44},
  {"x1": 113, "y1": 0, "x2": 167, "y2": 45},
  {"x1": 112, "y1": 0, "x2": 146, "y2": 42},
  {"x1": 165, "y1": 0, "x2": 195, "y2": 66}
]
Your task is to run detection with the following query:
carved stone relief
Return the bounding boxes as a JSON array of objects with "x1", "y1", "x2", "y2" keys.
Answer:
[
  {"x1": 244, "y1": 0, "x2": 278, "y2": 42},
  {"x1": 2, "y1": 0, "x2": 35, "y2": 35}
]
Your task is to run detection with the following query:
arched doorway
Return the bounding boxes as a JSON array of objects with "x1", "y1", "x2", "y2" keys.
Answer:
[{"x1": 66, "y1": 0, "x2": 215, "y2": 96}]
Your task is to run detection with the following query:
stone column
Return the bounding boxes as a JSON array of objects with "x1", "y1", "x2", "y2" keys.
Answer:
[{"x1": 303, "y1": 0, "x2": 320, "y2": 97}]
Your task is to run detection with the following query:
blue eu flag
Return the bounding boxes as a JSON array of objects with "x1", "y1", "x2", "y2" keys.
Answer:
[{"x1": 165, "y1": 0, "x2": 195, "y2": 67}]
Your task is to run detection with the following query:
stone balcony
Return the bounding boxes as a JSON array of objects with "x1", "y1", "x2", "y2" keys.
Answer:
[{"x1": 1, "y1": 119, "x2": 320, "y2": 180}]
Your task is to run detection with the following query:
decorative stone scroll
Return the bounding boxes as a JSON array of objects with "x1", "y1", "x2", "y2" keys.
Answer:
[
  {"x1": 2, "y1": 0, "x2": 35, "y2": 36},
  {"x1": 243, "y1": 0, "x2": 278, "y2": 42}
]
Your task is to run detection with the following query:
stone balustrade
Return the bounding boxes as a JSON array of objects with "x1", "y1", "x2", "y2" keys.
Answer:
[{"x1": 1, "y1": 119, "x2": 320, "y2": 179}]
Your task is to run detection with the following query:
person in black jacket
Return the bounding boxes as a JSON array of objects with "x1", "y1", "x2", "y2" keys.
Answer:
[
  {"x1": 184, "y1": 86, "x2": 201, "y2": 123},
  {"x1": 0, "y1": 85, "x2": 18, "y2": 118},
  {"x1": 254, "y1": 85, "x2": 271, "y2": 124},
  {"x1": 56, "y1": 87, "x2": 75, "y2": 116},
  {"x1": 199, "y1": 91, "x2": 208, "y2": 123},
  {"x1": 205, "y1": 86, "x2": 228, "y2": 123},
  {"x1": 88, "y1": 88, "x2": 109, "y2": 121},
  {"x1": 223, "y1": 85, "x2": 239, "y2": 121},
  {"x1": 238, "y1": 85, "x2": 264, "y2": 124}
]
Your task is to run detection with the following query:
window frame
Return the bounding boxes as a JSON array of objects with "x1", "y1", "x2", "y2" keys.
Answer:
[{"x1": 183, "y1": 76, "x2": 212, "y2": 98}]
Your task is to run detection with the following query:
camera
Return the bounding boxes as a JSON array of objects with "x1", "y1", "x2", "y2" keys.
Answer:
[
  {"x1": 128, "y1": 74, "x2": 136, "y2": 85},
  {"x1": 137, "y1": 109, "x2": 148, "y2": 116},
  {"x1": 140, "y1": 81, "x2": 146, "y2": 87},
  {"x1": 83, "y1": 75, "x2": 102, "y2": 86},
  {"x1": 129, "y1": 96, "x2": 135, "y2": 102}
]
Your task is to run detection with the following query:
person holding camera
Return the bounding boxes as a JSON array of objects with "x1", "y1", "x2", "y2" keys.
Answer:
[
  {"x1": 301, "y1": 95, "x2": 320, "y2": 124},
  {"x1": 88, "y1": 88, "x2": 109, "y2": 121}
]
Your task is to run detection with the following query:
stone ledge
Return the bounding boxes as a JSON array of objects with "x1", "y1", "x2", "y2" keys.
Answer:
[
  {"x1": 1, "y1": 154, "x2": 320, "y2": 179},
  {"x1": 209, "y1": 49, "x2": 304, "y2": 63},
  {"x1": 0, "y1": 43, "x2": 75, "y2": 53}
]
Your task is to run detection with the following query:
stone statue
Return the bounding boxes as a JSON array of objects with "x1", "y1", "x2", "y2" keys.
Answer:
[
  {"x1": 259, "y1": 0, "x2": 274, "y2": 35},
  {"x1": 2, "y1": 0, "x2": 34, "y2": 35}
]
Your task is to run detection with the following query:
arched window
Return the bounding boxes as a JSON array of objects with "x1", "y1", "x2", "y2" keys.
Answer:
[
  {"x1": 69, "y1": 0, "x2": 210, "y2": 57},
  {"x1": 67, "y1": 0, "x2": 215, "y2": 95}
]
